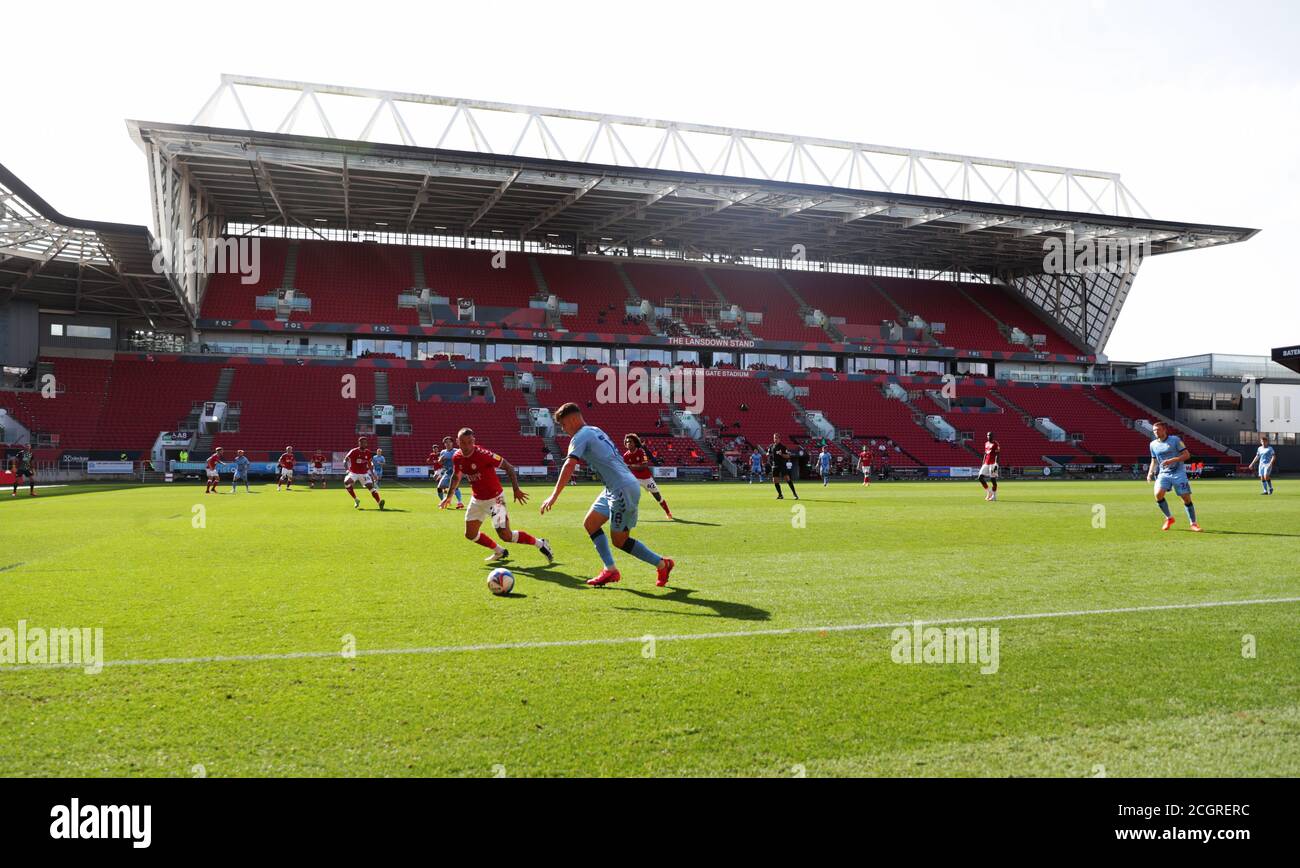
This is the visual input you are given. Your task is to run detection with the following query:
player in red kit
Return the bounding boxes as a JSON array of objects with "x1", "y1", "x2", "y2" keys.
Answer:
[
  {"x1": 343, "y1": 436, "x2": 384, "y2": 510},
  {"x1": 276, "y1": 446, "x2": 296, "y2": 491},
  {"x1": 978, "y1": 431, "x2": 1000, "y2": 501},
  {"x1": 439, "y1": 427, "x2": 552, "y2": 564},
  {"x1": 309, "y1": 449, "x2": 327, "y2": 489},
  {"x1": 623, "y1": 434, "x2": 672, "y2": 519},
  {"x1": 858, "y1": 447, "x2": 872, "y2": 486},
  {"x1": 204, "y1": 447, "x2": 224, "y2": 494}
]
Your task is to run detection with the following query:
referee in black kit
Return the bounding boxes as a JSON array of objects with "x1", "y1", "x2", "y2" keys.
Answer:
[{"x1": 767, "y1": 433, "x2": 798, "y2": 500}]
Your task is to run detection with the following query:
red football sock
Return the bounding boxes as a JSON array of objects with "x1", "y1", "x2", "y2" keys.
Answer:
[
  {"x1": 474, "y1": 533, "x2": 499, "y2": 550},
  {"x1": 513, "y1": 530, "x2": 536, "y2": 545},
  {"x1": 371, "y1": 489, "x2": 382, "y2": 503},
  {"x1": 345, "y1": 485, "x2": 356, "y2": 500},
  {"x1": 659, "y1": 499, "x2": 671, "y2": 514}
]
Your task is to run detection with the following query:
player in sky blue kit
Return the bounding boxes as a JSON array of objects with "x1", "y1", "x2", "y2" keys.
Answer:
[
  {"x1": 749, "y1": 448, "x2": 764, "y2": 484},
  {"x1": 230, "y1": 450, "x2": 251, "y2": 493},
  {"x1": 818, "y1": 445, "x2": 832, "y2": 486},
  {"x1": 1146, "y1": 420, "x2": 1201, "y2": 532},
  {"x1": 433, "y1": 436, "x2": 463, "y2": 508},
  {"x1": 370, "y1": 448, "x2": 386, "y2": 489},
  {"x1": 541, "y1": 402, "x2": 675, "y2": 588},
  {"x1": 1247, "y1": 433, "x2": 1276, "y2": 495}
]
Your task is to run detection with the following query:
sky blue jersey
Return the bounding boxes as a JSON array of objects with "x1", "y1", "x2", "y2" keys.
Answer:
[
  {"x1": 1150, "y1": 434, "x2": 1187, "y2": 476},
  {"x1": 819, "y1": 452, "x2": 831, "y2": 472},
  {"x1": 439, "y1": 448, "x2": 457, "y2": 473},
  {"x1": 232, "y1": 455, "x2": 250, "y2": 477},
  {"x1": 567, "y1": 424, "x2": 638, "y2": 491},
  {"x1": 1256, "y1": 445, "x2": 1275, "y2": 469}
]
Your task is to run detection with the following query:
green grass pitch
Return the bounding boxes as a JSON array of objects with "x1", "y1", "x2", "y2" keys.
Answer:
[{"x1": 1, "y1": 477, "x2": 1297, "y2": 777}]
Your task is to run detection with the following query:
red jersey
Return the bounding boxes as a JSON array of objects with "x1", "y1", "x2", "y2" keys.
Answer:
[
  {"x1": 206, "y1": 453, "x2": 222, "y2": 470},
  {"x1": 344, "y1": 447, "x2": 372, "y2": 475},
  {"x1": 279, "y1": 452, "x2": 296, "y2": 469},
  {"x1": 427, "y1": 452, "x2": 439, "y2": 466},
  {"x1": 311, "y1": 453, "x2": 325, "y2": 469},
  {"x1": 983, "y1": 440, "x2": 1000, "y2": 465},
  {"x1": 453, "y1": 445, "x2": 504, "y2": 500},
  {"x1": 859, "y1": 450, "x2": 871, "y2": 467},
  {"x1": 622, "y1": 448, "x2": 653, "y2": 480}
]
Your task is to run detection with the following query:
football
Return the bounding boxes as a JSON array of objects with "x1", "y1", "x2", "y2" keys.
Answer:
[{"x1": 486, "y1": 567, "x2": 515, "y2": 596}]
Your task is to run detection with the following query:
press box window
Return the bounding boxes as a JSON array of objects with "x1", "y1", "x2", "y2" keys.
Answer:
[{"x1": 66, "y1": 325, "x2": 112, "y2": 340}]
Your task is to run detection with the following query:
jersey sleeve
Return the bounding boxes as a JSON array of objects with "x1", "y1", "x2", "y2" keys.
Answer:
[
  {"x1": 566, "y1": 429, "x2": 588, "y2": 461},
  {"x1": 486, "y1": 450, "x2": 503, "y2": 469}
]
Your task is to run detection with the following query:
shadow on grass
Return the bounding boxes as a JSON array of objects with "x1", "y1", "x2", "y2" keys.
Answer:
[
  {"x1": 507, "y1": 563, "x2": 590, "y2": 590},
  {"x1": 0, "y1": 484, "x2": 141, "y2": 501},
  {"x1": 614, "y1": 586, "x2": 770, "y2": 622},
  {"x1": 1199, "y1": 529, "x2": 1300, "y2": 538}
]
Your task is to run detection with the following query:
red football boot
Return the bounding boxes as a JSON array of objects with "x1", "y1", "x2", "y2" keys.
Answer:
[
  {"x1": 587, "y1": 567, "x2": 621, "y2": 587},
  {"x1": 656, "y1": 558, "x2": 675, "y2": 587}
]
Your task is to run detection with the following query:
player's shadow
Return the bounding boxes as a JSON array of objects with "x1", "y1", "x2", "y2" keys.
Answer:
[
  {"x1": 614, "y1": 586, "x2": 770, "y2": 622},
  {"x1": 1199, "y1": 529, "x2": 1300, "y2": 538},
  {"x1": 508, "y1": 563, "x2": 590, "y2": 590},
  {"x1": 656, "y1": 517, "x2": 719, "y2": 526},
  {"x1": 784, "y1": 498, "x2": 854, "y2": 504}
]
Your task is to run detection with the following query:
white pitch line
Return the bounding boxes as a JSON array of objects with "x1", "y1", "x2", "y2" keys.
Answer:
[{"x1": 4, "y1": 595, "x2": 1298, "y2": 673}]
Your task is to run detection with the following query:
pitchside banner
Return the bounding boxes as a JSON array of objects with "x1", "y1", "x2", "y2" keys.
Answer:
[
  {"x1": 87, "y1": 461, "x2": 134, "y2": 474},
  {"x1": 927, "y1": 467, "x2": 979, "y2": 478},
  {"x1": 169, "y1": 461, "x2": 299, "y2": 474},
  {"x1": 396, "y1": 466, "x2": 429, "y2": 479},
  {"x1": 652, "y1": 466, "x2": 678, "y2": 478}
]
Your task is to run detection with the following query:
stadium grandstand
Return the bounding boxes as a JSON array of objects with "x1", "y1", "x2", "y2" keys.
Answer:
[{"x1": 1, "y1": 74, "x2": 1267, "y2": 483}]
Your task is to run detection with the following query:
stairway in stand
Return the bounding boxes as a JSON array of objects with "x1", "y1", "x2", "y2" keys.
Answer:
[
  {"x1": 193, "y1": 367, "x2": 236, "y2": 454},
  {"x1": 373, "y1": 371, "x2": 394, "y2": 457},
  {"x1": 519, "y1": 385, "x2": 562, "y2": 467},
  {"x1": 775, "y1": 273, "x2": 842, "y2": 342}
]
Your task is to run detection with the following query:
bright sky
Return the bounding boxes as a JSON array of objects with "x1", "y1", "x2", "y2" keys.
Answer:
[{"x1": 4, "y1": 0, "x2": 1296, "y2": 361}]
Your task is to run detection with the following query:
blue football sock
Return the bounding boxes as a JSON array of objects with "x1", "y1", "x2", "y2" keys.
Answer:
[
  {"x1": 1157, "y1": 499, "x2": 1172, "y2": 518},
  {"x1": 1263, "y1": 479, "x2": 1269, "y2": 493},
  {"x1": 623, "y1": 539, "x2": 663, "y2": 568},
  {"x1": 455, "y1": 489, "x2": 463, "y2": 503},
  {"x1": 1184, "y1": 501, "x2": 1197, "y2": 523},
  {"x1": 589, "y1": 529, "x2": 616, "y2": 569}
]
